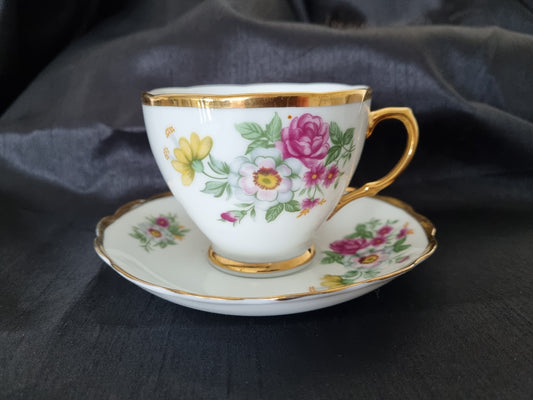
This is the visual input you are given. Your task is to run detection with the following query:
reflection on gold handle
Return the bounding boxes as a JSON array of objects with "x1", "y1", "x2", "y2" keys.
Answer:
[{"x1": 329, "y1": 107, "x2": 419, "y2": 219}]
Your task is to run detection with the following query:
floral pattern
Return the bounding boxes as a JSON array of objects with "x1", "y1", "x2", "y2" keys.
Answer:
[
  {"x1": 169, "y1": 113, "x2": 356, "y2": 224},
  {"x1": 276, "y1": 113, "x2": 330, "y2": 168},
  {"x1": 130, "y1": 214, "x2": 189, "y2": 252},
  {"x1": 170, "y1": 132, "x2": 213, "y2": 186},
  {"x1": 320, "y1": 219, "x2": 414, "y2": 289},
  {"x1": 228, "y1": 148, "x2": 302, "y2": 208}
]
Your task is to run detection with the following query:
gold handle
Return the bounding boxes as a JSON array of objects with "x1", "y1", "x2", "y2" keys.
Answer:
[{"x1": 329, "y1": 107, "x2": 419, "y2": 219}]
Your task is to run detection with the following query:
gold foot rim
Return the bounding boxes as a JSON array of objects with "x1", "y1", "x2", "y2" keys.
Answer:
[{"x1": 208, "y1": 246, "x2": 316, "y2": 275}]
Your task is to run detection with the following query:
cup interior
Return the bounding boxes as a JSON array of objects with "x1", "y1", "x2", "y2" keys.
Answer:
[
  {"x1": 142, "y1": 83, "x2": 371, "y2": 108},
  {"x1": 146, "y1": 83, "x2": 369, "y2": 96}
]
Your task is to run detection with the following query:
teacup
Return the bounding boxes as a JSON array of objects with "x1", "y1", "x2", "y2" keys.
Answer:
[{"x1": 142, "y1": 83, "x2": 418, "y2": 277}]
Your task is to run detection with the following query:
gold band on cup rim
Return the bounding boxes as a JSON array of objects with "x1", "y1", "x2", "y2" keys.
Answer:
[
  {"x1": 141, "y1": 88, "x2": 371, "y2": 108},
  {"x1": 207, "y1": 246, "x2": 316, "y2": 274}
]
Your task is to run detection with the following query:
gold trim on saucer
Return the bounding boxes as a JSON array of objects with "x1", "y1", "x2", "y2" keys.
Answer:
[
  {"x1": 94, "y1": 191, "x2": 437, "y2": 302},
  {"x1": 141, "y1": 88, "x2": 371, "y2": 108},
  {"x1": 207, "y1": 246, "x2": 316, "y2": 274}
]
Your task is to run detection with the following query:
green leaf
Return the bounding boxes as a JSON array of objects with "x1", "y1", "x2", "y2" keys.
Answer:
[
  {"x1": 289, "y1": 172, "x2": 300, "y2": 179},
  {"x1": 142, "y1": 243, "x2": 152, "y2": 251},
  {"x1": 324, "y1": 145, "x2": 342, "y2": 166},
  {"x1": 393, "y1": 237, "x2": 411, "y2": 252},
  {"x1": 250, "y1": 207, "x2": 256, "y2": 219},
  {"x1": 265, "y1": 203, "x2": 284, "y2": 222},
  {"x1": 395, "y1": 236, "x2": 406, "y2": 245},
  {"x1": 395, "y1": 244, "x2": 411, "y2": 252},
  {"x1": 235, "y1": 122, "x2": 264, "y2": 140},
  {"x1": 131, "y1": 233, "x2": 145, "y2": 242},
  {"x1": 284, "y1": 200, "x2": 301, "y2": 212},
  {"x1": 168, "y1": 225, "x2": 189, "y2": 236},
  {"x1": 363, "y1": 269, "x2": 381, "y2": 279},
  {"x1": 345, "y1": 232, "x2": 359, "y2": 239},
  {"x1": 353, "y1": 223, "x2": 373, "y2": 239},
  {"x1": 202, "y1": 181, "x2": 228, "y2": 198},
  {"x1": 367, "y1": 219, "x2": 381, "y2": 230},
  {"x1": 344, "y1": 269, "x2": 363, "y2": 279},
  {"x1": 320, "y1": 252, "x2": 344, "y2": 264},
  {"x1": 342, "y1": 128, "x2": 355, "y2": 146},
  {"x1": 265, "y1": 113, "x2": 282, "y2": 143},
  {"x1": 168, "y1": 226, "x2": 180, "y2": 235},
  {"x1": 235, "y1": 203, "x2": 253, "y2": 208},
  {"x1": 245, "y1": 138, "x2": 270, "y2": 154},
  {"x1": 321, "y1": 251, "x2": 344, "y2": 265},
  {"x1": 232, "y1": 210, "x2": 248, "y2": 219},
  {"x1": 329, "y1": 122, "x2": 343, "y2": 144},
  {"x1": 208, "y1": 154, "x2": 230, "y2": 175}
]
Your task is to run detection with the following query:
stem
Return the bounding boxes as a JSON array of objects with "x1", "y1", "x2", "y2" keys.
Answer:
[{"x1": 202, "y1": 171, "x2": 226, "y2": 180}]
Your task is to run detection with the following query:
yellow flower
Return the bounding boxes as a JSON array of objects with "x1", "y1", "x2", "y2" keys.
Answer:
[
  {"x1": 320, "y1": 274, "x2": 345, "y2": 289},
  {"x1": 171, "y1": 132, "x2": 213, "y2": 186}
]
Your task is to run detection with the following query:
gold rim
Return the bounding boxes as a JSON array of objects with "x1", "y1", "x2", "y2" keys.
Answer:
[
  {"x1": 94, "y1": 191, "x2": 437, "y2": 302},
  {"x1": 141, "y1": 88, "x2": 371, "y2": 108},
  {"x1": 208, "y1": 246, "x2": 316, "y2": 274}
]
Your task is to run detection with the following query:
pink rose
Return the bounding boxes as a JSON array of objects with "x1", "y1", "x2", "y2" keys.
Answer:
[
  {"x1": 329, "y1": 238, "x2": 370, "y2": 255},
  {"x1": 276, "y1": 113, "x2": 330, "y2": 168}
]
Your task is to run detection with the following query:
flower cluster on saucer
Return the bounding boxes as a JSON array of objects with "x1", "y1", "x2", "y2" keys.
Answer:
[
  {"x1": 130, "y1": 214, "x2": 189, "y2": 252},
  {"x1": 169, "y1": 113, "x2": 356, "y2": 224},
  {"x1": 320, "y1": 218, "x2": 414, "y2": 289}
]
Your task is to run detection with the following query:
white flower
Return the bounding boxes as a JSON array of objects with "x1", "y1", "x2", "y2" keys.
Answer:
[{"x1": 228, "y1": 148, "x2": 302, "y2": 209}]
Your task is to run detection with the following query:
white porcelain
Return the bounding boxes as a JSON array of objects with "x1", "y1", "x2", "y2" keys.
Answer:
[
  {"x1": 94, "y1": 192, "x2": 436, "y2": 316},
  {"x1": 141, "y1": 83, "x2": 418, "y2": 271}
]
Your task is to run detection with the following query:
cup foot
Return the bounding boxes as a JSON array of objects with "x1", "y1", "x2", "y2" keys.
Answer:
[{"x1": 207, "y1": 246, "x2": 316, "y2": 278}]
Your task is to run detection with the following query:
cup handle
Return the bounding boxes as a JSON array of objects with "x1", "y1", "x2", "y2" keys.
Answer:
[{"x1": 328, "y1": 107, "x2": 419, "y2": 219}]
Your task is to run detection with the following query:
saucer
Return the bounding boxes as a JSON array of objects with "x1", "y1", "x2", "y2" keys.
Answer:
[{"x1": 94, "y1": 192, "x2": 437, "y2": 316}]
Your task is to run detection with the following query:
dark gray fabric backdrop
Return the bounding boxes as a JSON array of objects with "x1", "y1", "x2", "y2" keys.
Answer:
[{"x1": 1, "y1": 0, "x2": 532, "y2": 398}]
